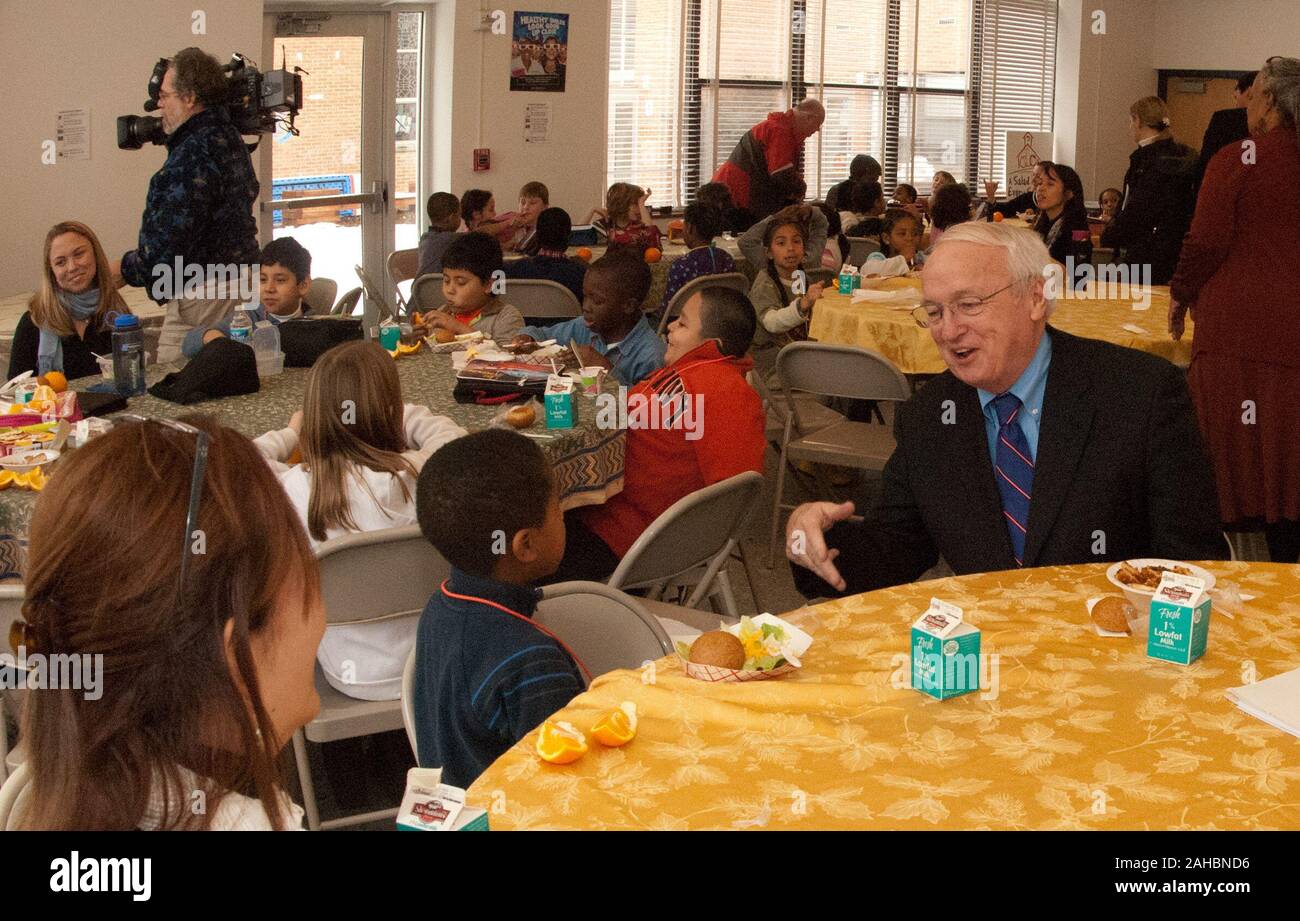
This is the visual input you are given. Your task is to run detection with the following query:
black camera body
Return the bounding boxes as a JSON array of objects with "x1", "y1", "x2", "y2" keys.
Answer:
[{"x1": 117, "y1": 53, "x2": 302, "y2": 150}]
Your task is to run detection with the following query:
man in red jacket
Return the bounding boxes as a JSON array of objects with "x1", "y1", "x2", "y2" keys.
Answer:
[
  {"x1": 551, "y1": 286, "x2": 766, "y2": 582},
  {"x1": 713, "y1": 99, "x2": 825, "y2": 220}
]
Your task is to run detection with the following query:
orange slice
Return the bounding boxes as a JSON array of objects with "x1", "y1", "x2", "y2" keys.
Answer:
[
  {"x1": 38, "y1": 371, "x2": 68, "y2": 393},
  {"x1": 0, "y1": 470, "x2": 13, "y2": 490},
  {"x1": 590, "y1": 701, "x2": 637, "y2": 747},
  {"x1": 25, "y1": 469, "x2": 46, "y2": 492},
  {"x1": 6, "y1": 404, "x2": 24, "y2": 415},
  {"x1": 535, "y1": 720, "x2": 588, "y2": 764}
]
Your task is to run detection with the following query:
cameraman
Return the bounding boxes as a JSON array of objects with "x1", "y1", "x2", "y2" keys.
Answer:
[{"x1": 113, "y1": 47, "x2": 260, "y2": 363}]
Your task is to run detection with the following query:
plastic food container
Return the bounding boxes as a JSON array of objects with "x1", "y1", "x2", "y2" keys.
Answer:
[
  {"x1": 256, "y1": 350, "x2": 286, "y2": 378},
  {"x1": 97, "y1": 356, "x2": 115, "y2": 383}
]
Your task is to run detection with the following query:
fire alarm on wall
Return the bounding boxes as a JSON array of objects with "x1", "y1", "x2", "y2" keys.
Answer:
[{"x1": 473, "y1": 148, "x2": 490, "y2": 171}]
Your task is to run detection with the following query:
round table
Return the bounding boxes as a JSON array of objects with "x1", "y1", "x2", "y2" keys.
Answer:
[
  {"x1": 467, "y1": 561, "x2": 1300, "y2": 830},
  {"x1": 0, "y1": 348, "x2": 625, "y2": 577},
  {"x1": 808, "y1": 278, "x2": 1192, "y2": 374}
]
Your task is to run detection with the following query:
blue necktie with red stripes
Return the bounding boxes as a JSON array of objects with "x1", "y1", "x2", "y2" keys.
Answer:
[{"x1": 992, "y1": 392, "x2": 1034, "y2": 566}]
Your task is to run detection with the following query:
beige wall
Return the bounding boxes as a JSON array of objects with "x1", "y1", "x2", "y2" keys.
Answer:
[
  {"x1": 440, "y1": 1, "x2": 609, "y2": 224},
  {"x1": 1150, "y1": 0, "x2": 1300, "y2": 71},
  {"x1": 0, "y1": 0, "x2": 263, "y2": 295}
]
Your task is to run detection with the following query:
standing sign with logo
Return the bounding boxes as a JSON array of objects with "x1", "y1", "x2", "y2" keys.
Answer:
[{"x1": 1004, "y1": 131, "x2": 1053, "y2": 201}]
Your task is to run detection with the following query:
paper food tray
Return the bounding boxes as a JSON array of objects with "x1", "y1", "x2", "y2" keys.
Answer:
[{"x1": 671, "y1": 613, "x2": 813, "y2": 683}]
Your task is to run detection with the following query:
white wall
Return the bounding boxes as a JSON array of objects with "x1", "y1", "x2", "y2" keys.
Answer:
[
  {"x1": 0, "y1": 0, "x2": 263, "y2": 295},
  {"x1": 437, "y1": 1, "x2": 609, "y2": 223}
]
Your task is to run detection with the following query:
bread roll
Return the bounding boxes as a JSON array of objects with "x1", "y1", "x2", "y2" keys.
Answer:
[{"x1": 506, "y1": 404, "x2": 535, "y2": 428}]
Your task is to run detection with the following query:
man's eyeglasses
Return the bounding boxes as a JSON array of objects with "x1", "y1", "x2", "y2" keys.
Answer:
[
  {"x1": 118, "y1": 414, "x2": 209, "y2": 600},
  {"x1": 913, "y1": 281, "x2": 1016, "y2": 328}
]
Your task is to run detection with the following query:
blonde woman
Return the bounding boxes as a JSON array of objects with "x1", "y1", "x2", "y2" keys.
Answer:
[
  {"x1": 254, "y1": 340, "x2": 466, "y2": 700},
  {"x1": 1100, "y1": 96, "x2": 1198, "y2": 285},
  {"x1": 10, "y1": 221, "x2": 130, "y2": 380}
]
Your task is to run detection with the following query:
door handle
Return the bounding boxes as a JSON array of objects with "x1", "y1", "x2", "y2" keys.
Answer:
[{"x1": 369, "y1": 180, "x2": 388, "y2": 213}]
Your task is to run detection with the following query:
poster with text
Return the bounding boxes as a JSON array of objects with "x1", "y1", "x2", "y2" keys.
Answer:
[
  {"x1": 510, "y1": 12, "x2": 568, "y2": 92},
  {"x1": 1004, "y1": 131, "x2": 1053, "y2": 200}
]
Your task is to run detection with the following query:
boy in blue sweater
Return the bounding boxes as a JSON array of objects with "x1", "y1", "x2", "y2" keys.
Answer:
[
  {"x1": 181, "y1": 236, "x2": 312, "y2": 357},
  {"x1": 412, "y1": 429, "x2": 584, "y2": 788},
  {"x1": 509, "y1": 250, "x2": 665, "y2": 387}
]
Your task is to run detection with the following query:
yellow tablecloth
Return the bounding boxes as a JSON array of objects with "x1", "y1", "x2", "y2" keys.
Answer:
[
  {"x1": 809, "y1": 278, "x2": 1192, "y2": 374},
  {"x1": 468, "y1": 562, "x2": 1300, "y2": 830}
]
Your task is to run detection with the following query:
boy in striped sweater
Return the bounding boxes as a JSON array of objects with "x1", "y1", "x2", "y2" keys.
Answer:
[{"x1": 412, "y1": 429, "x2": 584, "y2": 788}]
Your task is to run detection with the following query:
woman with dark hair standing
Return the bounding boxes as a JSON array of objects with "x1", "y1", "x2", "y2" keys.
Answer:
[
  {"x1": 1101, "y1": 96, "x2": 1198, "y2": 285},
  {"x1": 1170, "y1": 57, "x2": 1300, "y2": 563},
  {"x1": 14, "y1": 417, "x2": 325, "y2": 829},
  {"x1": 1031, "y1": 161, "x2": 1092, "y2": 288}
]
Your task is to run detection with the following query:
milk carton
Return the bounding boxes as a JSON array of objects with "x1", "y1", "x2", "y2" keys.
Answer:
[
  {"x1": 544, "y1": 374, "x2": 576, "y2": 429},
  {"x1": 396, "y1": 768, "x2": 489, "y2": 831},
  {"x1": 910, "y1": 598, "x2": 981, "y2": 700},
  {"x1": 1147, "y1": 572, "x2": 1211, "y2": 665}
]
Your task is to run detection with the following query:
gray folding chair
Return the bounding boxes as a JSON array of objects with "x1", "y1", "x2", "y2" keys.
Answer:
[
  {"x1": 0, "y1": 761, "x2": 30, "y2": 830},
  {"x1": 355, "y1": 263, "x2": 396, "y2": 325},
  {"x1": 768, "y1": 342, "x2": 911, "y2": 565},
  {"x1": 333, "y1": 286, "x2": 363, "y2": 317},
  {"x1": 534, "y1": 582, "x2": 672, "y2": 685},
  {"x1": 410, "y1": 274, "x2": 446, "y2": 313},
  {"x1": 803, "y1": 267, "x2": 837, "y2": 288},
  {"x1": 0, "y1": 584, "x2": 25, "y2": 785},
  {"x1": 504, "y1": 279, "x2": 582, "y2": 324},
  {"x1": 608, "y1": 471, "x2": 763, "y2": 618},
  {"x1": 294, "y1": 525, "x2": 448, "y2": 831},
  {"x1": 657, "y1": 272, "x2": 750, "y2": 335},
  {"x1": 401, "y1": 648, "x2": 418, "y2": 761},
  {"x1": 303, "y1": 277, "x2": 338, "y2": 314},
  {"x1": 748, "y1": 369, "x2": 845, "y2": 450},
  {"x1": 847, "y1": 237, "x2": 881, "y2": 267},
  {"x1": 387, "y1": 248, "x2": 420, "y2": 312}
]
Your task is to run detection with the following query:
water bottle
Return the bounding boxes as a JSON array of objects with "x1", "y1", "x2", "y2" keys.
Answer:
[
  {"x1": 229, "y1": 306, "x2": 254, "y2": 344},
  {"x1": 112, "y1": 315, "x2": 147, "y2": 397}
]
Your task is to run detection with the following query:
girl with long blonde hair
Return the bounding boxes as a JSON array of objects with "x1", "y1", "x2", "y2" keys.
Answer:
[{"x1": 254, "y1": 340, "x2": 465, "y2": 701}]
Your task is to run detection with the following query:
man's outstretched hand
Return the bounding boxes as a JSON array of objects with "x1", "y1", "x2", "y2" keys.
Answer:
[{"x1": 785, "y1": 500, "x2": 856, "y2": 593}]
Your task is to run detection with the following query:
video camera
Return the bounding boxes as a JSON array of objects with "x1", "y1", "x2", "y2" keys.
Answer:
[{"x1": 117, "y1": 53, "x2": 302, "y2": 150}]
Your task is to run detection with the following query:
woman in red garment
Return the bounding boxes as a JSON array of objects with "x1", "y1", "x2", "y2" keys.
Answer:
[{"x1": 1168, "y1": 57, "x2": 1300, "y2": 562}]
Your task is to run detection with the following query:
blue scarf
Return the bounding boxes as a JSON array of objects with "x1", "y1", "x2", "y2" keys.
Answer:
[{"x1": 38, "y1": 288, "x2": 103, "y2": 376}]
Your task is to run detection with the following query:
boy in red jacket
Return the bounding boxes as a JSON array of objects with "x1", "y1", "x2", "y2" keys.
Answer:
[{"x1": 551, "y1": 286, "x2": 766, "y2": 582}]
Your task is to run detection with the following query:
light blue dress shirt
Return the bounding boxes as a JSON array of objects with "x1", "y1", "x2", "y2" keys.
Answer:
[{"x1": 976, "y1": 331, "x2": 1052, "y2": 466}]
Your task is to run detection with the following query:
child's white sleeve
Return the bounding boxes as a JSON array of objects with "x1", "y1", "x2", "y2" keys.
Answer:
[
  {"x1": 402, "y1": 403, "x2": 468, "y2": 470},
  {"x1": 253, "y1": 427, "x2": 297, "y2": 473},
  {"x1": 763, "y1": 300, "x2": 808, "y2": 334}
]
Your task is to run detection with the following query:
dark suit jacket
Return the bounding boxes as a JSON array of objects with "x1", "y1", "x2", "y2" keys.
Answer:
[
  {"x1": 1100, "y1": 137, "x2": 1199, "y2": 285},
  {"x1": 1195, "y1": 107, "x2": 1249, "y2": 194},
  {"x1": 793, "y1": 328, "x2": 1225, "y2": 599}
]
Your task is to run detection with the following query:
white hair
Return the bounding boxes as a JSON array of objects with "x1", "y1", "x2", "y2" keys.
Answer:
[
  {"x1": 1261, "y1": 56, "x2": 1300, "y2": 142},
  {"x1": 932, "y1": 221, "x2": 1057, "y2": 313}
]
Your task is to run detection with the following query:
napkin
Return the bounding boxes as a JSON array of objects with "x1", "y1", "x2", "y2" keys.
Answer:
[
  {"x1": 1227, "y1": 668, "x2": 1300, "y2": 739},
  {"x1": 1121, "y1": 323, "x2": 1148, "y2": 335},
  {"x1": 850, "y1": 288, "x2": 923, "y2": 309}
]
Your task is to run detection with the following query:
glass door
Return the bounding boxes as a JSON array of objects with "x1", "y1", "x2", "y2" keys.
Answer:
[{"x1": 262, "y1": 10, "x2": 392, "y2": 312}]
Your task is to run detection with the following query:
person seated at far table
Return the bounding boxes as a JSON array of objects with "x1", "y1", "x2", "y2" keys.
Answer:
[
  {"x1": 657, "y1": 202, "x2": 737, "y2": 318},
  {"x1": 507, "y1": 180, "x2": 549, "y2": 254},
  {"x1": 10, "y1": 220, "x2": 130, "y2": 382},
  {"x1": 926, "y1": 182, "x2": 974, "y2": 249},
  {"x1": 840, "y1": 181, "x2": 886, "y2": 237},
  {"x1": 548, "y1": 285, "x2": 766, "y2": 583},
  {"x1": 510, "y1": 250, "x2": 664, "y2": 386},
  {"x1": 412, "y1": 429, "x2": 584, "y2": 789},
  {"x1": 587, "y1": 182, "x2": 662, "y2": 255},
  {"x1": 785, "y1": 221, "x2": 1225, "y2": 599},
  {"x1": 415, "y1": 191, "x2": 462, "y2": 278},
  {"x1": 181, "y1": 237, "x2": 313, "y2": 358},
  {"x1": 421, "y1": 232, "x2": 524, "y2": 344},
  {"x1": 502, "y1": 206, "x2": 587, "y2": 303}
]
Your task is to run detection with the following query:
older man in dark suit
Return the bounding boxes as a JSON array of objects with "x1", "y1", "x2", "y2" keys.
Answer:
[{"x1": 787, "y1": 222, "x2": 1224, "y2": 597}]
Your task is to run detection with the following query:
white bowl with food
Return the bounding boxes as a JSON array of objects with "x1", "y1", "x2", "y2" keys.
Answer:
[
  {"x1": 1106, "y1": 558, "x2": 1216, "y2": 611},
  {"x1": 0, "y1": 448, "x2": 60, "y2": 473}
]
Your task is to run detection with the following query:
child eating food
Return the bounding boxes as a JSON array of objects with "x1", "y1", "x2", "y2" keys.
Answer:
[
  {"x1": 510, "y1": 250, "x2": 664, "y2": 386},
  {"x1": 588, "y1": 182, "x2": 661, "y2": 254},
  {"x1": 422, "y1": 232, "x2": 524, "y2": 343},
  {"x1": 746, "y1": 205, "x2": 825, "y2": 373}
]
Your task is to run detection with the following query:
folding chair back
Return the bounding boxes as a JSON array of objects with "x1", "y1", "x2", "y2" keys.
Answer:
[
  {"x1": 847, "y1": 237, "x2": 881, "y2": 266},
  {"x1": 401, "y1": 648, "x2": 418, "y2": 759},
  {"x1": 535, "y1": 582, "x2": 672, "y2": 684},
  {"x1": 387, "y1": 248, "x2": 420, "y2": 310},
  {"x1": 315, "y1": 525, "x2": 448, "y2": 626},
  {"x1": 505, "y1": 279, "x2": 582, "y2": 324},
  {"x1": 355, "y1": 263, "x2": 395, "y2": 323},
  {"x1": 333, "y1": 286, "x2": 363, "y2": 316},
  {"x1": 0, "y1": 584, "x2": 23, "y2": 784},
  {"x1": 303, "y1": 277, "x2": 338, "y2": 314},
  {"x1": 608, "y1": 471, "x2": 763, "y2": 605},
  {"x1": 0, "y1": 762, "x2": 30, "y2": 831},
  {"x1": 657, "y1": 272, "x2": 750, "y2": 335},
  {"x1": 777, "y1": 341, "x2": 910, "y2": 406},
  {"x1": 410, "y1": 274, "x2": 446, "y2": 313}
]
